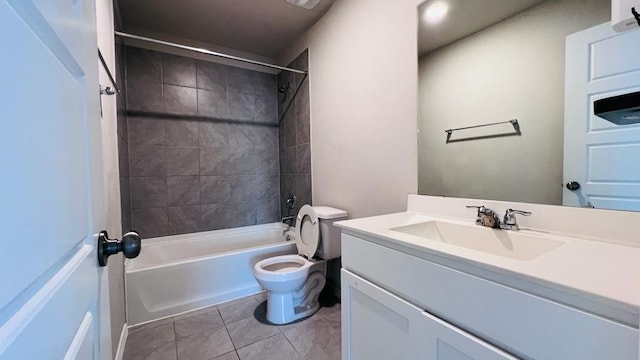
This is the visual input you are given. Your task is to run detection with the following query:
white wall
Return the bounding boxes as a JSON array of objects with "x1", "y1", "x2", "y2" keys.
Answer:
[
  {"x1": 96, "y1": 0, "x2": 126, "y2": 358},
  {"x1": 279, "y1": 0, "x2": 423, "y2": 219},
  {"x1": 417, "y1": 0, "x2": 610, "y2": 205}
]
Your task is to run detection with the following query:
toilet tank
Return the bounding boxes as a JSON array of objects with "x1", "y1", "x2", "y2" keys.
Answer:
[{"x1": 314, "y1": 206, "x2": 348, "y2": 260}]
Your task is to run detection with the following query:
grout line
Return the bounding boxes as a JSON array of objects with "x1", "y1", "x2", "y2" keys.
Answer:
[
  {"x1": 281, "y1": 330, "x2": 303, "y2": 359},
  {"x1": 172, "y1": 317, "x2": 179, "y2": 360}
]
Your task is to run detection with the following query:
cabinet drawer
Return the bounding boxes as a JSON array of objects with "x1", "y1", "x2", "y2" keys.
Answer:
[
  {"x1": 342, "y1": 233, "x2": 639, "y2": 360},
  {"x1": 342, "y1": 269, "x2": 516, "y2": 360}
]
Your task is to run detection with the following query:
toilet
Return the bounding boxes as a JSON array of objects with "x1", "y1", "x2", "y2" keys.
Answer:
[{"x1": 253, "y1": 205, "x2": 348, "y2": 324}]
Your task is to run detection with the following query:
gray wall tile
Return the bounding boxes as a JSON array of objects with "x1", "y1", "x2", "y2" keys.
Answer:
[
  {"x1": 229, "y1": 175, "x2": 258, "y2": 201},
  {"x1": 254, "y1": 126, "x2": 278, "y2": 152},
  {"x1": 127, "y1": 78, "x2": 163, "y2": 112},
  {"x1": 228, "y1": 94, "x2": 254, "y2": 121},
  {"x1": 201, "y1": 203, "x2": 235, "y2": 231},
  {"x1": 128, "y1": 117, "x2": 165, "y2": 145},
  {"x1": 255, "y1": 96, "x2": 277, "y2": 124},
  {"x1": 200, "y1": 146, "x2": 229, "y2": 176},
  {"x1": 296, "y1": 143, "x2": 311, "y2": 174},
  {"x1": 199, "y1": 122, "x2": 228, "y2": 147},
  {"x1": 118, "y1": 137, "x2": 130, "y2": 178},
  {"x1": 198, "y1": 89, "x2": 228, "y2": 118},
  {"x1": 254, "y1": 148, "x2": 279, "y2": 175},
  {"x1": 168, "y1": 206, "x2": 201, "y2": 235},
  {"x1": 283, "y1": 108, "x2": 297, "y2": 148},
  {"x1": 235, "y1": 201, "x2": 257, "y2": 227},
  {"x1": 131, "y1": 207, "x2": 168, "y2": 238},
  {"x1": 278, "y1": 50, "x2": 311, "y2": 217},
  {"x1": 126, "y1": 47, "x2": 162, "y2": 84},
  {"x1": 120, "y1": 177, "x2": 131, "y2": 231},
  {"x1": 255, "y1": 175, "x2": 279, "y2": 200},
  {"x1": 254, "y1": 72, "x2": 275, "y2": 96},
  {"x1": 166, "y1": 119, "x2": 198, "y2": 146},
  {"x1": 200, "y1": 176, "x2": 230, "y2": 204},
  {"x1": 129, "y1": 144, "x2": 167, "y2": 177},
  {"x1": 228, "y1": 123, "x2": 255, "y2": 150},
  {"x1": 257, "y1": 197, "x2": 280, "y2": 224},
  {"x1": 228, "y1": 147, "x2": 257, "y2": 175},
  {"x1": 167, "y1": 146, "x2": 199, "y2": 176},
  {"x1": 164, "y1": 85, "x2": 197, "y2": 115},
  {"x1": 123, "y1": 46, "x2": 285, "y2": 237},
  {"x1": 295, "y1": 174, "x2": 312, "y2": 211},
  {"x1": 280, "y1": 147, "x2": 297, "y2": 175},
  {"x1": 280, "y1": 175, "x2": 296, "y2": 217},
  {"x1": 130, "y1": 177, "x2": 167, "y2": 209},
  {"x1": 162, "y1": 54, "x2": 196, "y2": 87},
  {"x1": 197, "y1": 61, "x2": 228, "y2": 93},
  {"x1": 168, "y1": 176, "x2": 200, "y2": 206},
  {"x1": 228, "y1": 67, "x2": 254, "y2": 95}
]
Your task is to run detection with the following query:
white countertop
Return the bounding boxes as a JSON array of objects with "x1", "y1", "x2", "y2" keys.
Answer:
[{"x1": 336, "y1": 211, "x2": 640, "y2": 327}]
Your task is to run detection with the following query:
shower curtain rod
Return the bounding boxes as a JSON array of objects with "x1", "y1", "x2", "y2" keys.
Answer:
[{"x1": 114, "y1": 31, "x2": 307, "y2": 75}]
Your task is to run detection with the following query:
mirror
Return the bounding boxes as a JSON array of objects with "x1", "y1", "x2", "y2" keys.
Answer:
[{"x1": 416, "y1": 0, "x2": 632, "y2": 209}]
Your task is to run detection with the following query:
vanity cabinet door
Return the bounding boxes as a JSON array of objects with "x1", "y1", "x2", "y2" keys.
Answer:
[
  {"x1": 342, "y1": 269, "x2": 428, "y2": 360},
  {"x1": 418, "y1": 311, "x2": 517, "y2": 360}
]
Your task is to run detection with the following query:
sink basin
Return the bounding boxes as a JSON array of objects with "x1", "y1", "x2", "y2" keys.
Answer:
[{"x1": 390, "y1": 221, "x2": 565, "y2": 261}]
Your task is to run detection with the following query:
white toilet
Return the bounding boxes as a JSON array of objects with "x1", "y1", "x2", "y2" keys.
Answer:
[{"x1": 253, "y1": 205, "x2": 348, "y2": 324}]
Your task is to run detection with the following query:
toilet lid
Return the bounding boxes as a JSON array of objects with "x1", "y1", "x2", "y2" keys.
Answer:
[{"x1": 295, "y1": 205, "x2": 320, "y2": 259}]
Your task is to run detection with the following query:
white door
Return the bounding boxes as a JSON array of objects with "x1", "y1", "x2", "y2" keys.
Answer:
[
  {"x1": 0, "y1": 0, "x2": 107, "y2": 359},
  {"x1": 563, "y1": 23, "x2": 640, "y2": 211}
]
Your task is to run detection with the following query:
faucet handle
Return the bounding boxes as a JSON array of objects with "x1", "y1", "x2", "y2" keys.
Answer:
[
  {"x1": 504, "y1": 208, "x2": 531, "y2": 218},
  {"x1": 502, "y1": 208, "x2": 531, "y2": 230},
  {"x1": 466, "y1": 205, "x2": 500, "y2": 227}
]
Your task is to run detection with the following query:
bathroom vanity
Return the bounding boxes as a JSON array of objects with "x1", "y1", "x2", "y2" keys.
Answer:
[{"x1": 337, "y1": 195, "x2": 640, "y2": 360}]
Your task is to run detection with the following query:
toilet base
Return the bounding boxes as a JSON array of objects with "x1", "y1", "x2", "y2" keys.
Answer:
[{"x1": 265, "y1": 271, "x2": 326, "y2": 324}]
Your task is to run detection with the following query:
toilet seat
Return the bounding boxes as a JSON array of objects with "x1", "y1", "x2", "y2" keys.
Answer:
[
  {"x1": 295, "y1": 205, "x2": 320, "y2": 259},
  {"x1": 254, "y1": 254, "x2": 313, "y2": 283}
]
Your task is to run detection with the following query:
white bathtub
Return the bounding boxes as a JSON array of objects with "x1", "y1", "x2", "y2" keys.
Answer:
[{"x1": 125, "y1": 222, "x2": 296, "y2": 326}]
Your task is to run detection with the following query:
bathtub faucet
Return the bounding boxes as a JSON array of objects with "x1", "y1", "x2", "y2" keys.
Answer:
[{"x1": 281, "y1": 215, "x2": 296, "y2": 226}]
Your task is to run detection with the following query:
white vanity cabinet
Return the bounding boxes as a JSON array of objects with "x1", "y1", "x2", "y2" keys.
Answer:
[
  {"x1": 340, "y1": 232, "x2": 639, "y2": 360},
  {"x1": 342, "y1": 269, "x2": 516, "y2": 360}
]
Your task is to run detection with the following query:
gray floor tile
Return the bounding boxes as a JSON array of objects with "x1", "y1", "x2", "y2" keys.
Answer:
[
  {"x1": 174, "y1": 306, "x2": 224, "y2": 338},
  {"x1": 127, "y1": 319, "x2": 175, "y2": 350},
  {"x1": 218, "y1": 295, "x2": 257, "y2": 309},
  {"x1": 128, "y1": 317, "x2": 174, "y2": 335},
  {"x1": 213, "y1": 351, "x2": 240, "y2": 360},
  {"x1": 237, "y1": 334, "x2": 300, "y2": 360},
  {"x1": 123, "y1": 339, "x2": 177, "y2": 360},
  {"x1": 253, "y1": 291, "x2": 267, "y2": 303},
  {"x1": 281, "y1": 315, "x2": 341, "y2": 360},
  {"x1": 176, "y1": 326, "x2": 234, "y2": 360},
  {"x1": 226, "y1": 314, "x2": 281, "y2": 349},
  {"x1": 219, "y1": 296, "x2": 259, "y2": 324}
]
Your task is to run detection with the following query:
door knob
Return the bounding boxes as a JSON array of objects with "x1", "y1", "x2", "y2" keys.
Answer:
[
  {"x1": 566, "y1": 181, "x2": 581, "y2": 191},
  {"x1": 97, "y1": 230, "x2": 141, "y2": 266}
]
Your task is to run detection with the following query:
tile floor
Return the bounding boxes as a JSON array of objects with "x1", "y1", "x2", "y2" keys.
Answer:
[{"x1": 123, "y1": 293, "x2": 341, "y2": 360}]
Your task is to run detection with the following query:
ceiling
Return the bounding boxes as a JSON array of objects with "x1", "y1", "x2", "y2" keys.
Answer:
[
  {"x1": 116, "y1": 0, "x2": 336, "y2": 59},
  {"x1": 418, "y1": 0, "x2": 546, "y2": 56}
]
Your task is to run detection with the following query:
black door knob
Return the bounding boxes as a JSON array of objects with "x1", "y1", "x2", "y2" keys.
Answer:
[
  {"x1": 97, "y1": 230, "x2": 141, "y2": 266},
  {"x1": 566, "y1": 181, "x2": 581, "y2": 191}
]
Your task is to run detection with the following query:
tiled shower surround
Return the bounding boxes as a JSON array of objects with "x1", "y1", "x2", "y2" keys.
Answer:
[
  {"x1": 119, "y1": 46, "x2": 311, "y2": 237},
  {"x1": 278, "y1": 51, "x2": 311, "y2": 218}
]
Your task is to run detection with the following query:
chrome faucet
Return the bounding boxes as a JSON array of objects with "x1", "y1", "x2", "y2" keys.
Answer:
[
  {"x1": 466, "y1": 205, "x2": 501, "y2": 228},
  {"x1": 281, "y1": 215, "x2": 296, "y2": 227},
  {"x1": 467, "y1": 206, "x2": 531, "y2": 230},
  {"x1": 501, "y1": 208, "x2": 531, "y2": 230}
]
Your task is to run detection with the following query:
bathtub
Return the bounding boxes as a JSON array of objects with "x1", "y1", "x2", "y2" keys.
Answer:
[{"x1": 125, "y1": 222, "x2": 296, "y2": 326}]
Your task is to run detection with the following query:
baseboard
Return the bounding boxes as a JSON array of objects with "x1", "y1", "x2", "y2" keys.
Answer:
[{"x1": 114, "y1": 323, "x2": 128, "y2": 360}]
